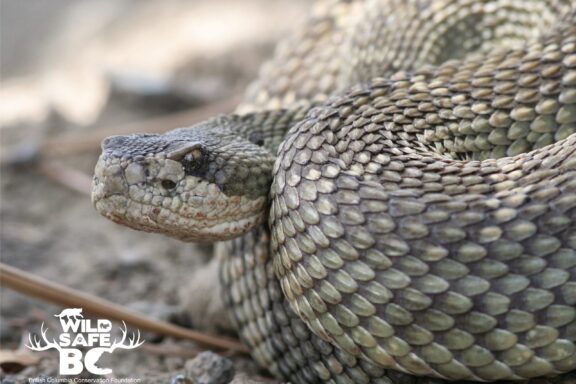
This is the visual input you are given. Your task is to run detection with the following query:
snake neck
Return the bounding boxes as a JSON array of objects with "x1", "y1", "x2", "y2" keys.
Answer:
[{"x1": 231, "y1": 107, "x2": 311, "y2": 156}]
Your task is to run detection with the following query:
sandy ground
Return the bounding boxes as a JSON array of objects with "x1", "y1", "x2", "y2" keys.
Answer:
[{"x1": 0, "y1": 0, "x2": 307, "y2": 381}]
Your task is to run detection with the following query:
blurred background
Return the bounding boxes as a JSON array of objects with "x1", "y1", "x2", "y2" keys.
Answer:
[{"x1": 1, "y1": 0, "x2": 307, "y2": 381}]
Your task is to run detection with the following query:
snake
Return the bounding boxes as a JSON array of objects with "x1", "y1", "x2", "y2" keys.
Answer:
[{"x1": 92, "y1": 0, "x2": 576, "y2": 383}]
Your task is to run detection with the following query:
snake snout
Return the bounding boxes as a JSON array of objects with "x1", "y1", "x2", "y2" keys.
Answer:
[{"x1": 92, "y1": 159, "x2": 128, "y2": 201}]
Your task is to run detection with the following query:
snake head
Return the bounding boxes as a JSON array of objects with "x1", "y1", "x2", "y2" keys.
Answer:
[{"x1": 92, "y1": 115, "x2": 274, "y2": 242}]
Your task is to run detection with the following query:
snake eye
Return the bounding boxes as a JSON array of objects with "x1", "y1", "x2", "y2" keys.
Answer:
[
  {"x1": 182, "y1": 148, "x2": 208, "y2": 175},
  {"x1": 161, "y1": 180, "x2": 177, "y2": 190}
]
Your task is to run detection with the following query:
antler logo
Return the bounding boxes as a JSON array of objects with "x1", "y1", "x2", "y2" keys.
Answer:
[{"x1": 26, "y1": 308, "x2": 144, "y2": 375}]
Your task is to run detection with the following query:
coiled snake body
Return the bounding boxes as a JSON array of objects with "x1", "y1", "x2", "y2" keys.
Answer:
[{"x1": 93, "y1": 1, "x2": 576, "y2": 383}]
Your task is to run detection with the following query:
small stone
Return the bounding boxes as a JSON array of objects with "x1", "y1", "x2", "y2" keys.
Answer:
[{"x1": 184, "y1": 351, "x2": 235, "y2": 384}]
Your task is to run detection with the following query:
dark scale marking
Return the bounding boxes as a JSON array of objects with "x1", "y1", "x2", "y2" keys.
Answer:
[{"x1": 181, "y1": 146, "x2": 209, "y2": 177}]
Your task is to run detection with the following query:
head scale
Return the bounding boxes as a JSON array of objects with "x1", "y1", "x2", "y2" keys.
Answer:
[{"x1": 92, "y1": 115, "x2": 274, "y2": 242}]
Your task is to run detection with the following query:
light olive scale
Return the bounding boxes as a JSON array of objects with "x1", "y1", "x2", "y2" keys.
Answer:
[{"x1": 92, "y1": 0, "x2": 576, "y2": 383}]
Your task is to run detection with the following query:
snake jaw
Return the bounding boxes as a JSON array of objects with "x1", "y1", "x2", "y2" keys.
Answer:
[{"x1": 93, "y1": 193, "x2": 266, "y2": 242}]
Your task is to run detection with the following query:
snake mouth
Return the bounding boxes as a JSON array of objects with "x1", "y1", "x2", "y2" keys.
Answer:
[
  {"x1": 92, "y1": 167, "x2": 267, "y2": 243},
  {"x1": 93, "y1": 193, "x2": 266, "y2": 242}
]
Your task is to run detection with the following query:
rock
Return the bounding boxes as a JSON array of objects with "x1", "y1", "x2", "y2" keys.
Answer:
[{"x1": 184, "y1": 351, "x2": 234, "y2": 384}]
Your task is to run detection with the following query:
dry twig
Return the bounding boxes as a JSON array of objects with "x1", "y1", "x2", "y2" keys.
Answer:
[
  {"x1": 37, "y1": 162, "x2": 93, "y2": 196},
  {"x1": 0, "y1": 262, "x2": 249, "y2": 354}
]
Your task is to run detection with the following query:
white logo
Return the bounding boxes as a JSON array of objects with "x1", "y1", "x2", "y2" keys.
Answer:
[{"x1": 26, "y1": 308, "x2": 145, "y2": 375}]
